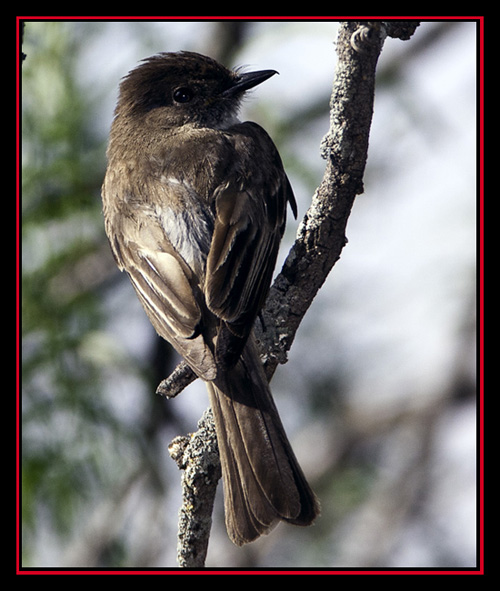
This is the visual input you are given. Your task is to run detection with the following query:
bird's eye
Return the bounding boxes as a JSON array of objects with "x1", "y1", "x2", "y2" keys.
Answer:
[{"x1": 173, "y1": 87, "x2": 194, "y2": 104}]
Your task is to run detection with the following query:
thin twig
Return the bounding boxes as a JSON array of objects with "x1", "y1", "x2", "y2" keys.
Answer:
[{"x1": 156, "y1": 361, "x2": 196, "y2": 398}]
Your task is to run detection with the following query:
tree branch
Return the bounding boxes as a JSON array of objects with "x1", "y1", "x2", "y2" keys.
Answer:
[
  {"x1": 160, "y1": 20, "x2": 420, "y2": 565},
  {"x1": 256, "y1": 21, "x2": 387, "y2": 377},
  {"x1": 168, "y1": 408, "x2": 221, "y2": 568}
]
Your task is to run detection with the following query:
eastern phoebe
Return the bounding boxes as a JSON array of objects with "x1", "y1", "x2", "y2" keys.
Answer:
[{"x1": 102, "y1": 51, "x2": 319, "y2": 546}]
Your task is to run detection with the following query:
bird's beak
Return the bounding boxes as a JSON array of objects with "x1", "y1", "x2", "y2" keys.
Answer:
[{"x1": 223, "y1": 69, "x2": 278, "y2": 97}]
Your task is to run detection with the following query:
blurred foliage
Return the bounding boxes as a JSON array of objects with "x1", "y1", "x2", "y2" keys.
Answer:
[{"x1": 21, "y1": 22, "x2": 138, "y2": 562}]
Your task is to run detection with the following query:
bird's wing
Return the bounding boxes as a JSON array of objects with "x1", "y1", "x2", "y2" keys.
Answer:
[
  {"x1": 103, "y1": 179, "x2": 217, "y2": 381},
  {"x1": 205, "y1": 123, "x2": 297, "y2": 367}
]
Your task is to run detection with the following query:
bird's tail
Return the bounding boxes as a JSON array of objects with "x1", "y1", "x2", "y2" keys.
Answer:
[{"x1": 206, "y1": 338, "x2": 320, "y2": 546}]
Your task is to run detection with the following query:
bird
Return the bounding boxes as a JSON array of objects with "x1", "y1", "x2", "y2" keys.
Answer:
[{"x1": 102, "y1": 50, "x2": 319, "y2": 546}]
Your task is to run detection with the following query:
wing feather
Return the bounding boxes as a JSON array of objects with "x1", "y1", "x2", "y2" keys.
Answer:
[{"x1": 108, "y1": 201, "x2": 217, "y2": 381}]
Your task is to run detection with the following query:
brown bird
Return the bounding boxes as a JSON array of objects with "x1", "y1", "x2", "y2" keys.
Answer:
[{"x1": 102, "y1": 51, "x2": 319, "y2": 545}]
